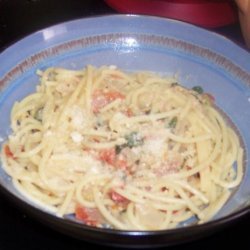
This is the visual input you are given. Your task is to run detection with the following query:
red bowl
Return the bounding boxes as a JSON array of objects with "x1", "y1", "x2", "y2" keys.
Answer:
[{"x1": 105, "y1": 0, "x2": 238, "y2": 28}]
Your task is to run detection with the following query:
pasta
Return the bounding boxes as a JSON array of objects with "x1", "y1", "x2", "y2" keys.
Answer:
[{"x1": 0, "y1": 65, "x2": 244, "y2": 230}]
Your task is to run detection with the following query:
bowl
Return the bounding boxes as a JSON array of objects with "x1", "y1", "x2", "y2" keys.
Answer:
[{"x1": 0, "y1": 15, "x2": 250, "y2": 248}]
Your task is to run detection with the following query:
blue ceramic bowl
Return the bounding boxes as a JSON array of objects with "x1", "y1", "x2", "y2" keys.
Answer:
[{"x1": 1, "y1": 15, "x2": 250, "y2": 248}]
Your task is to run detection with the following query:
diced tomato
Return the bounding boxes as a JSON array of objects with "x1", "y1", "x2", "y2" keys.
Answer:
[
  {"x1": 92, "y1": 90, "x2": 125, "y2": 113},
  {"x1": 4, "y1": 145, "x2": 15, "y2": 159},
  {"x1": 75, "y1": 205, "x2": 103, "y2": 226},
  {"x1": 109, "y1": 190, "x2": 129, "y2": 205},
  {"x1": 115, "y1": 158, "x2": 128, "y2": 169},
  {"x1": 99, "y1": 148, "x2": 128, "y2": 170},
  {"x1": 99, "y1": 148, "x2": 116, "y2": 165},
  {"x1": 104, "y1": 91, "x2": 125, "y2": 101}
]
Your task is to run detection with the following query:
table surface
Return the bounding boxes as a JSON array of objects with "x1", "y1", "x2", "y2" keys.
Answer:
[{"x1": 1, "y1": 1, "x2": 250, "y2": 249}]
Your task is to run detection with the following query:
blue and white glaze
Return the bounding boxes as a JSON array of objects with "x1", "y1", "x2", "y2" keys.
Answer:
[{"x1": 0, "y1": 15, "x2": 250, "y2": 226}]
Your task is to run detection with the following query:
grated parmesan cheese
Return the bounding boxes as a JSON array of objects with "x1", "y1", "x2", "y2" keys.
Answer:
[{"x1": 70, "y1": 131, "x2": 84, "y2": 144}]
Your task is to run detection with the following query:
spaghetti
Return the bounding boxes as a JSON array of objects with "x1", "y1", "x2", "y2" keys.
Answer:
[{"x1": 0, "y1": 65, "x2": 243, "y2": 230}]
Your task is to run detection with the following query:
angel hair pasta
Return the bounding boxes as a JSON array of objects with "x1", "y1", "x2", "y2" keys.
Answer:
[{"x1": 0, "y1": 65, "x2": 243, "y2": 230}]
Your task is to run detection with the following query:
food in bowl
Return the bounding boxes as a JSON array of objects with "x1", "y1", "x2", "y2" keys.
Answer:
[{"x1": 0, "y1": 65, "x2": 243, "y2": 230}]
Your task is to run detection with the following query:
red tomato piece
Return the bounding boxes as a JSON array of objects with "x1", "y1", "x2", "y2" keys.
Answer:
[
  {"x1": 99, "y1": 148, "x2": 116, "y2": 165},
  {"x1": 92, "y1": 90, "x2": 125, "y2": 113},
  {"x1": 109, "y1": 190, "x2": 129, "y2": 204},
  {"x1": 105, "y1": 91, "x2": 124, "y2": 101},
  {"x1": 75, "y1": 205, "x2": 103, "y2": 226},
  {"x1": 115, "y1": 158, "x2": 128, "y2": 170},
  {"x1": 4, "y1": 145, "x2": 15, "y2": 159},
  {"x1": 99, "y1": 148, "x2": 128, "y2": 170}
]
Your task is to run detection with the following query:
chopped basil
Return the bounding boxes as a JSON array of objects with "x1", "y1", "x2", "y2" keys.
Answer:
[
  {"x1": 115, "y1": 132, "x2": 144, "y2": 154},
  {"x1": 125, "y1": 132, "x2": 144, "y2": 148},
  {"x1": 168, "y1": 117, "x2": 178, "y2": 129},
  {"x1": 192, "y1": 86, "x2": 204, "y2": 94}
]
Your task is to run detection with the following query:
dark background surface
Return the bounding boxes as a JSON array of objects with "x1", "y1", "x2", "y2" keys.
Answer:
[{"x1": 0, "y1": 0, "x2": 250, "y2": 249}]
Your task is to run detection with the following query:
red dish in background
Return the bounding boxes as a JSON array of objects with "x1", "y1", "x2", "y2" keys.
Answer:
[{"x1": 105, "y1": 0, "x2": 238, "y2": 28}]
